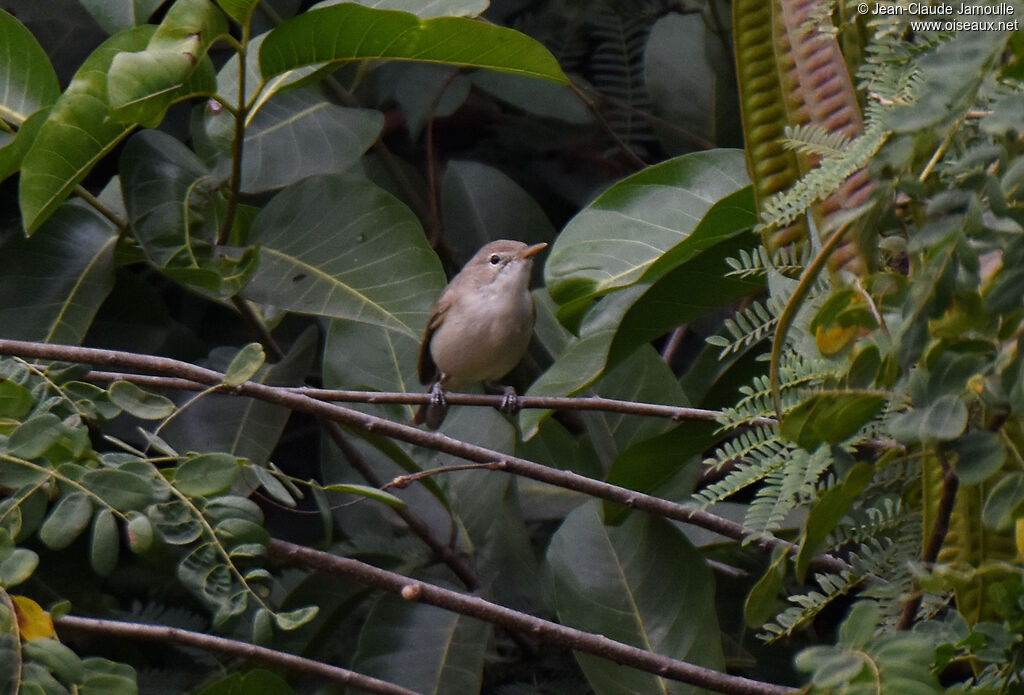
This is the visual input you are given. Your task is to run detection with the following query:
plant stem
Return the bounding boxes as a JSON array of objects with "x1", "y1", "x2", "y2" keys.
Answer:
[
  {"x1": 56, "y1": 615, "x2": 418, "y2": 695},
  {"x1": 269, "y1": 539, "x2": 797, "y2": 695},
  {"x1": 218, "y1": 18, "x2": 250, "y2": 245}
]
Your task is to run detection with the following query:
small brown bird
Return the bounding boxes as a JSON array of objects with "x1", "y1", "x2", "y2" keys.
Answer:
[{"x1": 413, "y1": 240, "x2": 548, "y2": 429}]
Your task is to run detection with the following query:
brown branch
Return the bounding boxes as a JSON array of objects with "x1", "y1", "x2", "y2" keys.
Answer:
[
  {"x1": 0, "y1": 339, "x2": 850, "y2": 576},
  {"x1": 55, "y1": 614, "x2": 418, "y2": 695},
  {"x1": 897, "y1": 450, "x2": 958, "y2": 630},
  {"x1": 268, "y1": 539, "x2": 796, "y2": 695},
  {"x1": 81, "y1": 369, "x2": 774, "y2": 427}
]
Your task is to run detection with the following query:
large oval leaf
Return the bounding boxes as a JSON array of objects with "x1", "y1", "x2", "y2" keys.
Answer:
[
  {"x1": 243, "y1": 174, "x2": 444, "y2": 338},
  {"x1": 352, "y1": 596, "x2": 490, "y2": 694},
  {"x1": 522, "y1": 228, "x2": 761, "y2": 437},
  {"x1": 0, "y1": 204, "x2": 116, "y2": 344},
  {"x1": 19, "y1": 26, "x2": 154, "y2": 234},
  {"x1": 106, "y1": 0, "x2": 224, "y2": 126},
  {"x1": 545, "y1": 149, "x2": 752, "y2": 326},
  {"x1": 237, "y1": 86, "x2": 382, "y2": 193},
  {"x1": 0, "y1": 7, "x2": 60, "y2": 128},
  {"x1": 547, "y1": 502, "x2": 724, "y2": 695},
  {"x1": 316, "y1": 0, "x2": 489, "y2": 18},
  {"x1": 259, "y1": 3, "x2": 567, "y2": 83}
]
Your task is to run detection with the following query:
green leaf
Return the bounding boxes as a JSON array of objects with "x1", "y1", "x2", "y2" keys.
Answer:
[
  {"x1": 781, "y1": 392, "x2": 886, "y2": 450},
  {"x1": 440, "y1": 159, "x2": 554, "y2": 265},
  {"x1": 22, "y1": 639, "x2": 84, "y2": 684},
  {"x1": 216, "y1": 0, "x2": 259, "y2": 25},
  {"x1": 0, "y1": 592, "x2": 18, "y2": 695},
  {"x1": 174, "y1": 453, "x2": 242, "y2": 497},
  {"x1": 889, "y1": 394, "x2": 968, "y2": 444},
  {"x1": 81, "y1": 469, "x2": 153, "y2": 511},
  {"x1": 78, "y1": 0, "x2": 163, "y2": 34},
  {"x1": 839, "y1": 601, "x2": 880, "y2": 649},
  {"x1": 8, "y1": 413, "x2": 64, "y2": 459},
  {"x1": 545, "y1": 149, "x2": 752, "y2": 325},
  {"x1": 951, "y1": 431, "x2": 1006, "y2": 485},
  {"x1": 223, "y1": 343, "x2": 265, "y2": 387},
  {"x1": 0, "y1": 7, "x2": 60, "y2": 125},
  {"x1": 163, "y1": 328, "x2": 318, "y2": 466},
  {"x1": 39, "y1": 492, "x2": 93, "y2": 550},
  {"x1": 0, "y1": 106, "x2": 48, "y2": 184},
  {"x1": 148, "y1": 500, "x2": 203, "y2": 544},
  {"x1": 0, "y1": 548, "x2": 38, "y2": 588},
  {"x1": 351, "y1": 597, "x2": 490, "y2": 693},
  {"x1": 0, "y1": 204, "x2": 117, "y2": 344},
  {"x1": 321, "y1": 483, "x2": 406, "y2": 509},
  {"x1": 108, "y1": 381, "x2": 176, "y2": 419},
  {"x1": 89, "y1": 508, "x2": 120, "y2": 576},
  {"x1": 236, "y1": 87, "x2": 382, "y2": 193},
  {"x1": 80, "y1": 657, "x2": 138, "y2": 695},
  {"x1": 744, "y1": 546, "x2": 789, "y2": 628},
  {"x1": 0, "y1": 379, "x2": 32, "y2": 418},
  {"x1": 106, "y1": 0, "x2": 225, "y2": 126},
  {"x1": 319, "y1": 0, "x2": 489, "y2": 17},
  {"x1": 271, "y1": 605, "x2": 319, "y2": 631},
  {"x1": 604, "y1": 423, "x2": 716, "y2": 524},
  {"x1": 195, "y1": 670, "x2": 296, "y2": 695},
  {"x1": 795, "y1": 462, "x2": 873, "y2": 582},
  {"x1": 243, "y1": 174, "x2": 444, "y2": 338},
  {"x1": 259, "y1": 4, "x2": 567, "y2": 83},
  {"x1": 120, "y1": 129, "x2": 259, "y2": 297},
  {"x1": 547, "y1": 502, "x2": 724, "y2": 695},
  {"x1": 125, "y1": 512, "x2": 154, "y2": 553},
  {"x1": 522, "y1": 229, "x2": 760, "y2": 438},
  {"x1": 982, "y1": 473, "x2": 1024, "y2": 532},
  {"x1": 19, "y1": 26, "x2": 154, "y2": 234}
]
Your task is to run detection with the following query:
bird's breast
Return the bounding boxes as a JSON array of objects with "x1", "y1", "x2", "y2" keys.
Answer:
[{"x1": 429, "y1": 285, "x2": 534, "y2": 386}]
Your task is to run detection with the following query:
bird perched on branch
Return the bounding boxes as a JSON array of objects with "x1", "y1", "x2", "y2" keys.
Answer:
[{"x1": 413, "y1": 240, "x2": 548, "y2": 429}]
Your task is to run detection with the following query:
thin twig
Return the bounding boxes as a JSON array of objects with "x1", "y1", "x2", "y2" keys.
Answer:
[
  {"x1": 769, "y1": 222, "x2": 851, "y2": 418},
  {"x1": 425, "y1": 69, "x2": 464, "y2": 247},
  {"x1": 661, "y1": 325, "x2": 689, "y2": 364},
  {"x1": 80, "y1": 369, "x2": 774, "y2": 426},
  {"x1": 218, "y1": 17, "x2": 251, "y2": 245},
  {"x1": 269, "y1": 539, "x2": 796, "y2": 695},
  {"x1": 56, "y1": 615, "x2": 418, "y2": 695},
  {"x1": 73, "y1": 185, "x2": 127, "y2": 230},
  {"x1": 0, "y1": 339, "x2": 850, "y2": 575},
  {"x1": 567, "y1": 81, "x2": 648, "y2": 169}
]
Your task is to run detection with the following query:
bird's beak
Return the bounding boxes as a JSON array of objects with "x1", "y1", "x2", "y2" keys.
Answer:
[{"x1": 517, "y1": 242, "x2": 548, "y2": 260}]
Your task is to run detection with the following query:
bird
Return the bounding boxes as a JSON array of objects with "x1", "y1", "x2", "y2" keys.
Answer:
[{"x1": 413, "y1": 240, "x2": 548, "y2": 429}]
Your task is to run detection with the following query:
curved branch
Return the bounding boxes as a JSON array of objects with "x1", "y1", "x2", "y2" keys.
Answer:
[
  {"x1": 55, "y1": 615, "x2": 417, "y2": 695},
  {"x1": 0, "y1": 339, "x2": 850, "y2": 576},
  {"x1": 80, "y1": 369, "x2": 775, "y2": 426},
  {"x1": 269, "y1": 539, "x2": 797, "y2": 695}
]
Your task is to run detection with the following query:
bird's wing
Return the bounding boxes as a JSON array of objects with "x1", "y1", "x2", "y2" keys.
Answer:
[{"x1": 417, "y1": 293, "x2": 451, "y2": 385}]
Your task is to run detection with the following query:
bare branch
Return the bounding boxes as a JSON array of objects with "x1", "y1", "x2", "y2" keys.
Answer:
[
  {"x1": 0, "y1": 339, "x2": 850, "y2": 575},
  {"x1": 269, "y1": 539, "x2": 797, "y2": 695},
  {"x1": 81, "y1": 368, "x2": 775, "y2": 426},
  {"x1": 56, "y1": 614, "x2": 418, "y2": 695}
]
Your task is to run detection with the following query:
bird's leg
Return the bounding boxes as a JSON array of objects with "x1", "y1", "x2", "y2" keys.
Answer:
[
  {"x1": 485, "y1": 382, "x2": 521, "y2": 416},
  {"x1": 428, "y1": 378, "x2": 447, "y2": 412}
]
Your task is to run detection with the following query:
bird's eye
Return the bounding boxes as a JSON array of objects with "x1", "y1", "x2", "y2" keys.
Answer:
[{"x1": 489, "y1": 254, "x2": 501, "y2": 265}]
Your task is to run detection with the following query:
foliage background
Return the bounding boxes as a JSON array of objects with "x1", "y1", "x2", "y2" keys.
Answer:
[{"x1": 1, "y1": 1, "x2": 1023, "y2": 695}]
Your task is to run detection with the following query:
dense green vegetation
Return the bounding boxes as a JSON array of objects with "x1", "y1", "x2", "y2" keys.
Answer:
[{"x1": 1, "y1": 1, "x2": 1023, "y2": 694}]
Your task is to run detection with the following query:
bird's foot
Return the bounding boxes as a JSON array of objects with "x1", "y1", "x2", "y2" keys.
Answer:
[
  {"x1": 414, "y1": 380, "x2": 448, "y2": 429},
  {"x1": 498, "y1": 385, "x2": 521, "y2": 417}
]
